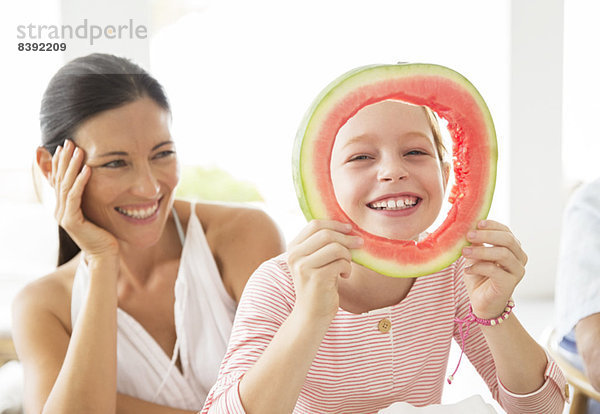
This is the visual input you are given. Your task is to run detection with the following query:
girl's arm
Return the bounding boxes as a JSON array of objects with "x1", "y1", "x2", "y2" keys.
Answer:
[
  {"x1": 461, "y1": 220, "x2": 567, "y2": 411},
  {"x1": 203, "y1": 220, "x2": 362, "y2": 414}
]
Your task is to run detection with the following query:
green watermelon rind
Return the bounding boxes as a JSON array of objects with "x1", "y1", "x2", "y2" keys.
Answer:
[
  {"x1": 292, "y1": 64, "x2": 382, "y2": 220},
  {"x1": 293, "y1": 63, "x2": 497, "y2": 278}
]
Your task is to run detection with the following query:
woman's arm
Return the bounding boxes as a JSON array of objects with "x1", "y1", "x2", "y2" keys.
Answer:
[
  {"x1": 12, "y1": 258, "x2": 119, "y2": 414},
  {"x1": 15, "y1": 140, "x2": 122, "y2": 413},
  {"x1": 116, "y1": 394, "x2": 199, "y2": 414},
  {"x1": 208, "y1": 205, "x2": 286, "y2": 303}
]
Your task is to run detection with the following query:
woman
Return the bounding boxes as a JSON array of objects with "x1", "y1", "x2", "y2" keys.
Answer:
[{"x1": 11, "y1": 53, "x2": 285, "y2": 414}]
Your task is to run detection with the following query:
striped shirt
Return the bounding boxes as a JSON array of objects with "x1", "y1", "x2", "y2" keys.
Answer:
[{"x1": 202, "y1": 254, "x2": 567, "y2": 414}]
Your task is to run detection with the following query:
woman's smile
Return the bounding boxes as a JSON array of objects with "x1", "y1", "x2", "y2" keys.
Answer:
[
  {"x1": 74, "y1": 97, "x2": 180, "y2": 247},
  {"x1": 115, "y1": 197, "x2": 162, "y2": 222}
]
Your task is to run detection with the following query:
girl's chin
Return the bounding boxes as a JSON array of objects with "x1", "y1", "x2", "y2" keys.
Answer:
[{"x1": 360, "y1": 221, "x2": 426, "y2": 241}]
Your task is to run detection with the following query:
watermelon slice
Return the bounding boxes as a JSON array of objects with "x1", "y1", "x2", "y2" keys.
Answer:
[{"x1": 293, "y1": 63, "x2": 497, "y2": 277}]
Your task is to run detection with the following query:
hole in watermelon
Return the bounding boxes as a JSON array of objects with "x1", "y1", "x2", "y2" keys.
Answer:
[{"x1": 329, "y1": 100, "x2": 457, "y2": 242}]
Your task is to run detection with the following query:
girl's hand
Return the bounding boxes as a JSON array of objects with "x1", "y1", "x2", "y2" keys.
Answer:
[
  {"x1": 461, "y1": 220, "x2": 528, "y2": 319},
  {"x1": 52, "y1": 140, "x2": 119, "y2": 262},
  {"x1": 287, "y1": 220, "x2": 363, "y2": 322}
]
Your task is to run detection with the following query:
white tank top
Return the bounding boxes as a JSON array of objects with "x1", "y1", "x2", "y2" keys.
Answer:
[{"x1": 71, "y1": 204, "x2": 237, "y2": 409}]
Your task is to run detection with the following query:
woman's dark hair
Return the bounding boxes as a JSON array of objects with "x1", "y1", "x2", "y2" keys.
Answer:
[{"x1": 40, "y1": 53, "x2": 171, "y2": 266}]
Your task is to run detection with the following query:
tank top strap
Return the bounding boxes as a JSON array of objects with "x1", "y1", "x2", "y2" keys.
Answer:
[{"x1": 172, "y1": 206, "x2": 185, "y2": 246}]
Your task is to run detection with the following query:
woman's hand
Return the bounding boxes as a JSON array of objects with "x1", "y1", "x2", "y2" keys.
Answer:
[
  {"x1": 461, "y1": 220, "x2": 528, "y2": 319},
  {"x1": 287, "y1": 220, "x2": 363, "y2": 322},
  {"x1": 52, "y1": 139, "x2": 119, "y2": 262}
]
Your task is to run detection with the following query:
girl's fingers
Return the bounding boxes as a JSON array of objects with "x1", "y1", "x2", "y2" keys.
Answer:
[
  {"x1": 290, "y1": 223, "x2": 362, "y2": 257},
  {"x1": 318, "y1": 258, "x2": 352, "y2": 280},
  {"x1": 465, "y1": 260, "x2": 518, "y2": 284},
  {"x1": 462, "y1": 245, "x2": 525, "y2": 278},
  {"x1": 466, "y1": 226, "x2": 528, "y2": 266},
  {"x1": 477, "y1": 219, "x2": 510, "y2": 232},
  {"x1": 289, "y1": 220, "x2": 354, "y2": 248},
  {"x1": 295, "y1": 242, "x2": 352, "y2": 272}
]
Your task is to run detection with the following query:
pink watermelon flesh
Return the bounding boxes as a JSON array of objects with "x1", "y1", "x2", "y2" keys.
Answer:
[{"x1": 294, "y1": 64, "x2": 497, "y2": 277}]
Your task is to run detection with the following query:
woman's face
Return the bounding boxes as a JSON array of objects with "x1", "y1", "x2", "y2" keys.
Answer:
[
  {"x1": 74, "y1": 97, "x2": 179, "y2": 248},
  {"x1": 330, "y1": 100, "x2": 449, "y2": 240}
]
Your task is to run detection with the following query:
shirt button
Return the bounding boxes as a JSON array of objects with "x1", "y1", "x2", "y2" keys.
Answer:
[
  {"x1": 378, "y1": 318, "x2": 392, "y2": 333},
  {"x1": 564, "y1": 384, "x2": 570, "y2": 400}
]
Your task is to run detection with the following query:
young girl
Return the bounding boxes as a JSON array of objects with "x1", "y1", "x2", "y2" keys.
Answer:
[{"x1": 201, "y1": 100, "x2": 567, "y2": 413}]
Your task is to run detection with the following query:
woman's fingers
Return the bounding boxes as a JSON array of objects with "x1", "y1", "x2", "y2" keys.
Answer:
[
  {"x1": 51, "y1": 145, "x2": 62, "y2": 187},
  {"x1": 55, "y1": 140, "x2": 75, "y2": 191},
  {"x1": 53, "y1": 141, "x2": 75, "y2": 217},
  {"x1": 60, "y1": 147, "x2": 85, "y2": 200},
  {"x1": 52, "y1": 140, "x2": 88, "y2": 227},
  {"x1": 62, "y1": 165, "x2": 91, "y2": 231}
]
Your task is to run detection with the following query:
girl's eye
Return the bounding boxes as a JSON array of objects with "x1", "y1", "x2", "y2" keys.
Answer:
[
  {"x1": 406, "y1": 150, "x2": 427, "y2": 156},
  {"x1": 348, "y1": 155, "x2": 372, "y2": 162},
  {"x1": 154, "y1": 150, "x2": 176, "y2": 159},
  {"x1": 102, "y1": 159, "x2": 127, "y2": 168}
]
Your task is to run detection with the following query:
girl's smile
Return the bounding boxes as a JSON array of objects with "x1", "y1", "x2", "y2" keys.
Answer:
[
  {"x1": 366, "y1": 193, "x2": 421, "y2": 214},
  {"x1": 330, "y1": 100, "x2": 449, "y2": 240}
]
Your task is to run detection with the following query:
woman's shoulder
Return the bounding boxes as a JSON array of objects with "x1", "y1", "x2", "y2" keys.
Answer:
[
  {"x1": 12, "y1": 256, "x2": 79, "y2": 334},
  {"x1": 176, "y1": 199, "x2": 285, "y2": 252},
  {"x1": 175, "y1": 199, "x2": 286, "y2": 302}
]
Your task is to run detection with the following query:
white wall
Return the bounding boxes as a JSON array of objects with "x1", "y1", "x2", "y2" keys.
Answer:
[
  {"x1": 60, "y1": 0, "x2": 151, "y2": 68},
  {"x1": 510, "y1": 0, "x2": 564, "y2": 299},
  {"x1": 1, "y1": 0, "x2": 574, "y2": 305}
]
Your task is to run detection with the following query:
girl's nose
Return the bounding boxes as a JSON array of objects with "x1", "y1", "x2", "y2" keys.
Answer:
[
  {"x1": 130, "y1": 165, "x2": 160, "y2": 198},
  {"x1": 377, "y1": 157, "x2": 409, "y2": 182}
]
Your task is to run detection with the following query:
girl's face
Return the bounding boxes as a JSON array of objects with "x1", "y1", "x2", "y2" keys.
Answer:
[
  {"x1": 330, "y1": 100, "x2": 449, "y2": 240},
  {"x1": 74, "y1": 97, "x2": 179, "y2": 248}
]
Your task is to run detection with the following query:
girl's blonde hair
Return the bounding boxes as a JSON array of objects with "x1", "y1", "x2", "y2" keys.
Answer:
[{"x1": 421, "y1": 106, "x2": 447, "y2": 164}]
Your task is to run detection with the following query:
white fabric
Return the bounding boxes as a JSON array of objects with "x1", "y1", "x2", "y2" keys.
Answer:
[
  {"x1": 71, "y1": 206, "x2": 236, "y2": 410},
  {"x1": 379, "y1": 395, "x2": 497, "y2": 413},
  {"x1": 0, "y1": 361, "x2": 23, "y2": 414},
  {"x1": 555, "y1": 177, "x2": 600, "y2": 339}
]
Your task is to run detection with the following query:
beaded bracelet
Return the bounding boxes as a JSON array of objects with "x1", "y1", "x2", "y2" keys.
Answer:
[
  {"x1": 470, "y1": 299, "x2": 515, "y2": 326},
  {"x1": 447, "y1": 298, "x2": 515, "y2": 384}
]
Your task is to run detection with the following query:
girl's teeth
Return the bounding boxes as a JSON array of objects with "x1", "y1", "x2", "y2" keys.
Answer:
[{"x1": 370, "y1": 197, "x2": 418, "y2": 210}]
